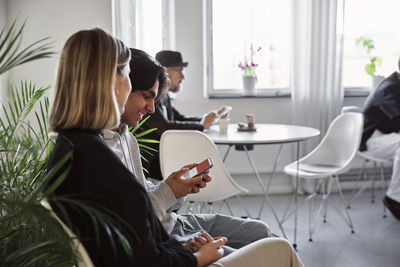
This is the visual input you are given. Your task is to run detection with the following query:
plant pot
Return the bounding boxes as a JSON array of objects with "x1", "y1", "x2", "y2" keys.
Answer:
[
  {"x1": 242, "y1": 76, "x2": 256, "y2": 95},
  {"x1": 372, "y1": 75, "x2": 385, "y2": 89}
]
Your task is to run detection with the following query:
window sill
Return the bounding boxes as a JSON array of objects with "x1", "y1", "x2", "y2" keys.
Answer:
[
  {"x1": 206, "y1": 87, "x2": 371, "y2": 99},
  {"x1": 208, "y1": 88, "x2": 290, "y2": 99},
  {"x1": 344, "y1": 86, "x2": 371, "y2": 97}
]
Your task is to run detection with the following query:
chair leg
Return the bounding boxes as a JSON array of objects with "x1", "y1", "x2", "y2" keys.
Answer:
[
  {"x1": 308, "y1": 191, "x2": 313, "y2": 242},
  {"x1": 307, "y1": 179, "x2": 321, "y2": 242},
  {"x1": 224, "y1": 200, "x2": 234, "y2": 216},
  {"x1": 348, "y1": 159, "x2": 367, "y2": 209},
  {"x1": 322, "y1": 178, "x2": 331, "y2": 223},
  {"x1": 187, "y1": 201, "x2": 195, "y2": 214},
  {"x1": 380, "y1": 163, "x2": 388, "y2": 218},
  {"x1": 207, "y1": 202, "x2": 215, "y2": 214},
  {"x1": 235, "y1": 195, "x2": 252, "y2": 218},
  {"x1": 334, "y1": 176, "x2": 355, "y2": 234},
  {"x1": 371, "y1": 162, "x2": 377, "y2": 203}
]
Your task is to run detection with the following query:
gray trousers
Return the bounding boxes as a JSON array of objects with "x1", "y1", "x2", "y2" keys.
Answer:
[{"x1": 171, "y1": 213, "x2": 272, "y2": 255}]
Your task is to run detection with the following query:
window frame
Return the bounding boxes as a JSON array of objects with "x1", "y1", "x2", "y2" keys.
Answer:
[{"x1": 203, "y1": 0, "x2": 291, "y2": 98}]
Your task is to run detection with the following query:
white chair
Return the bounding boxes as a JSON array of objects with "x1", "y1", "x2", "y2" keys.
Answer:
[
  {"x1": 284, "y1": 112, "x2": 364, "y2": 241},
  {"x1": 348, "y1": 151, "x2": 392, "y2": 216},
  {"x1": 159, "y1": 130, "x2": 250, "y2": 216},
  {"x1": 341, "y1": 106, "x2": 392, "y2": 217},
  {"x1": 41, "y1": 199, "x2": 94, "y2": 267}
]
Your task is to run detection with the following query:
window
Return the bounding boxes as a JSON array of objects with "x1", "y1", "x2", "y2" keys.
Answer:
[
  {"x1": 343, "y1": 0, "x2": 400, "y2": 90},
  {"x1": 135, "y1": 0, "x2": 163, "y2": 57},
  {"x1": 204, "y1": 0, "x2": 291, "y2": 97},
  {"x1": 112, "y1": 0, "x2": 175, "y2": 58}
]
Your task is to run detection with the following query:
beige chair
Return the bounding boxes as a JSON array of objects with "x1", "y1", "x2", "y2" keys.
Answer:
[
  {"x1": 159, "y1": 130, "x2": 250, "y2": 216},
  {"x1": 41, "y1": 199, "x2": 94, "y2": 267},
  {"x1": 284, "y1": 112, "x2": 364, "y2": 241}
]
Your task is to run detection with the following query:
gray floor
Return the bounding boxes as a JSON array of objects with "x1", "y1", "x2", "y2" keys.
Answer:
[{"x1": 183, "y1": 190, "x2": 400, "y2": 267}]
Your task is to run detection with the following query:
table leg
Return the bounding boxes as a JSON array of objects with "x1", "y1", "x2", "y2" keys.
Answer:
[
  {"x1": 258, "y1": 144, "x2": 283, "y2": 218},
  {"x1": 243, "y1": 146, "x2": 287, "y2": 239},
  {"x1": 221, "y1": 144, "x2": 252, "y2": 218},
  {"x1": 222, "y1": 145, "x2": 233, "y2": 163},
  {"x1": 294, "y1": 141, "x2": 300, "y2": 248}
]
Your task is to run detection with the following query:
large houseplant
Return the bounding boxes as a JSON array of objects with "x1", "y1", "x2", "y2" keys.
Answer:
[{"x1": 0, "y1": 20, "x2": 136, "y2": 266}]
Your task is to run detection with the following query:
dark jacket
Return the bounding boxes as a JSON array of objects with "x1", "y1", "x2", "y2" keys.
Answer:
[
  {"x1": 361, "y1": 72, "x2": 400, "y2": 151},
  {"x1": 141, "y1": 94, "x2": 203, "y2": 180},
  {"x1": 47, "y1": 129, "x2": 196, "y2": 267}
]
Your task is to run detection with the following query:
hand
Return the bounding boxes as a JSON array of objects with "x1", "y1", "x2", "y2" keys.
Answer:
[
  {"x1": 165, "y1": 164, "x2": 212, "y2": 198},
  {"x1": 186, "y1": 235, "x2": 208, "y2": 253},
  {"x1": 202, "y1": 111, "x2": 218, "y2": 129},
  {"x1": 193, "y1": 232, "x2": 227, "y2": 267},
  {"x1": 216, "y1": 106, "x2": 229, "y2": 119},
  {"x1": 186, "y1": 232, "x2": 214, "y2": 253},
  {"x1": 191, "y1": 173, "x2": 211, "y2": 194}
]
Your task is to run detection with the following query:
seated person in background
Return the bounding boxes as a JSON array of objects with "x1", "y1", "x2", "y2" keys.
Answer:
[
  {"x1": 141, "y1": 50, "x2": 228, "y2": 180},
  {"x1": 47, "y1": 28, "x2": 224, "y2": 266},
  {"x1": 104, "y1": 48, "x2": 274, "y2": 256},
  {"x1": 360, "y1": 57, "x2": 400, "y2": 220}
]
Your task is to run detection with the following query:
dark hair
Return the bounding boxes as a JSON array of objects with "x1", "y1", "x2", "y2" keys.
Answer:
[{"x1": 129, "y1": 48, "x2": 169, "y2": 102}]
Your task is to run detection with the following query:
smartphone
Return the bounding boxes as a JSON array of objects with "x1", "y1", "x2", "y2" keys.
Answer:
[
  {"x1": 215, "y1": 106, "x2": 232, "y2": 121},
  {"x1": 181, "y1": 158, "x2": 214, "y2": 179}
]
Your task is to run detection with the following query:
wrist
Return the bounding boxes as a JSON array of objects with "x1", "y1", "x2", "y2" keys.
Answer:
[{"x1": 194, "y1": 252, "x2": 206, "y2": 267}]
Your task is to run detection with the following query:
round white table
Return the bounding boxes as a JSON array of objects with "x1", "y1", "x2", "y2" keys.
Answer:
[
  {"x1": 205, "y1": 123, "x2": 320, "y2": 248},
  {"x1": 206, "y1": 123, "x2": 320, "y2": 145}
]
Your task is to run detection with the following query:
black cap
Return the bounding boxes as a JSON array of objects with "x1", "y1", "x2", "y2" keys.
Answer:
[{"x1": 155, "y1": 50, "x2": 188, "y2": 68}]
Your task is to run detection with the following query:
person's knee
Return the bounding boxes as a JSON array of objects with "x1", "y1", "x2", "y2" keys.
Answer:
[
  {"x1": 258, "y1": 238, "x2": 296, "y2": 257},
  {"x1": 268, "y1": 237, "x2": 293, "y2": 250},
  {"x1": 246, "y1": 219, "x2": 272, "y2": 237}
]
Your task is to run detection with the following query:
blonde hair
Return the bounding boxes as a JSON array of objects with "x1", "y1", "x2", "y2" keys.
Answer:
[{"x1": 50, "y1": 28, "x2": 130, "y2": 131}]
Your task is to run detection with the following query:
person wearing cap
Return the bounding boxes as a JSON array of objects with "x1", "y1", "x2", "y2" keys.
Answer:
[{"x1": 141, "y1": 50, "x2": 227, "y2": 180}]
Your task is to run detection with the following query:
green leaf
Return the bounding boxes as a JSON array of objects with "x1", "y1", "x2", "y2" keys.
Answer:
[
  {"x1": 129, "y1": 114, "x2": 151, "y2": 134},
  {"x1": 135, "y1": 138, "x2": 160, "y2": 144},
  {"x1": 41, "y1": 151, "x2": 73, "y2": 199},
  {"x1": 138, "y1": 143, "x2": 158, "y2": 152},
  {"x1": 365, "y1": 64, "x2": 375, "y2": 76},
  {"x1": 0, "y1": 19, "x2": 55, "y2": 75},
  {"x1": 134, "y1": 127, "x2": 157, "y2": 138}
]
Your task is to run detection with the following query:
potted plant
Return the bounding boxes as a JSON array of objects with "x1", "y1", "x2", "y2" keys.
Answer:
[
  {"x1": 356, "y1": 36, "x2": 384, "y2": 88},
  {"x1": 238, "y1": 44, "x2": 261, "y2": 94}
]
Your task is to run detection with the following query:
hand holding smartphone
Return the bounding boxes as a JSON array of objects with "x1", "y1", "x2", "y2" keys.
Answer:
[
  {"x1": 215, "y1": 106, "x2": 232, "y2": 122},
  {"x1": 181, "y1": 158, "x2": 214, "y2": 179}
]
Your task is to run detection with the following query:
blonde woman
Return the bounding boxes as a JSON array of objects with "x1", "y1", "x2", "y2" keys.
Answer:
[{"x1": 47, "y1": 28, "x2": 225, "y2": 267}]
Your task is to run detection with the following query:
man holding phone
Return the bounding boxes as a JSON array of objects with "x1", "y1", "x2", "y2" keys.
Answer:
[
  {"x1": 105, "y1": 49, "x2": 272, "y2": 256},
  {"x1": 181, "y1": 158, "x2": 214, "y2": 180}
]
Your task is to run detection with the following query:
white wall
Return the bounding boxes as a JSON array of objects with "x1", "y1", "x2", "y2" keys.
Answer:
[
  {"x1": 2, "y1": 0, "x2": 368, "y2": 194},
  {"x1": 2, "y1": 0, "x2": 113, "y2": 133},
  {"x1": 4, "y1": 0, "x2": 113, "y2": 97}
]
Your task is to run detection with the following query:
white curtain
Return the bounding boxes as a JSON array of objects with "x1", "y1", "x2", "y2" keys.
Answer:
[
  {"x1": 291, "y1": 0, "x2": 345, "y2": 149},
  {"x1": 112, "y1": 0, "x2": 175, "y2": 54},
  {"x1": 112, "y1": 0, "x2": 137, "y2": 48}
]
